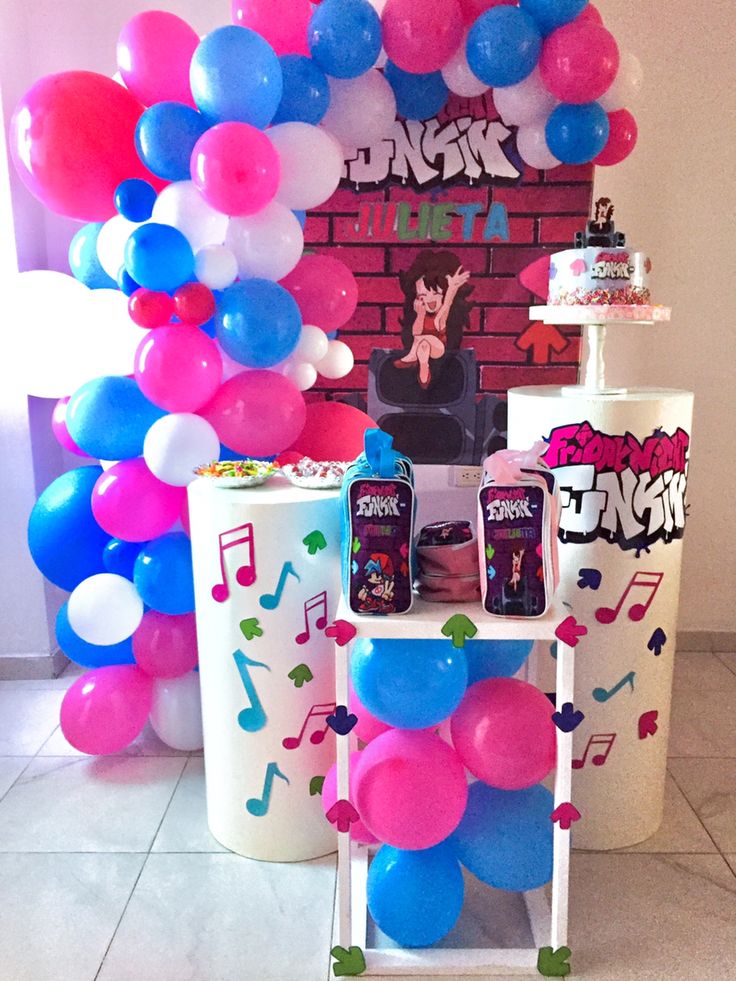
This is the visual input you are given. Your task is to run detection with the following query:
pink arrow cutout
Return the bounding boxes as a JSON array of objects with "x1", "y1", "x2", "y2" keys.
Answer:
[
  {"x1": 326, "y1": 799, "x2": 360, "y2": 833},
  {"x1": 551, "y1": 803, "x2": 581, "y2": 831},
  {"x1": 638, "y1": 710, "x2": 659, "y2": 739},
  {"x1": 555, "y1": 616, "x2": 588, "y2": 647},
  {"x1": 326, "y1": 620, "x2": 357, "y2": 647},
  {"x1": 570, "y1": 258, "x2": 587, "y2": 276}
]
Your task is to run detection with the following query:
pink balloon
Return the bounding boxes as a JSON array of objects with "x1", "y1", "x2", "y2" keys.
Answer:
[
  {"x1": 93, "y1": 459, "x2": 185, "y2": 543},
  {"x1": 323, "y1": 751, "x2": 379, "y2": 845},
  {"x1": 280, "y1": 255, "x2": 358, "y2": 332},
  {"x1": 135, "y1": 326, "x2": 222, "y2": 413},
  {"x1": 117, "y1": 11, "x2": 199, "y2": 107},
  {"x1": 459, "y1": 0, "x2": 515, "y2": 27},
  {"x1": 382, "y1": 0, "x2": 464, "y2": 74},
  {"x1": 60, "y1": 664, "x2": 153, "y2": 754},
  {"x1": 191, "y1": 122, "x2": 280, "y2": 217},
  {"x1": 353, "y1": 729, "x2": 468, "y2": 850},
  {"x1": 52, "y1": 397, "x2": 90, "y2": 457},
  {"x1": 133, "y1": 611, "x2": 198, "y2": 678},
  {"x1": 594, "y1": 108, "x2": 638, "y2": 166},
  {"x1": 200, "y1": 370, "x2": 306, "y2": 457},
  {"x1": 574, "y1": 3, "x2": 603, "y2": 25},
  {"x1": 451, "y1": 678, "x2": 556, "y2": 790},
  {"x1": 232, "y1": 0, "x2": 312, "y2": 55},
  {"x1": 350, "y1": 683, "x2": 392, "y2": 744},
  {"x1": 540, "y1": 23, "x2": 619, "y2": 104}
]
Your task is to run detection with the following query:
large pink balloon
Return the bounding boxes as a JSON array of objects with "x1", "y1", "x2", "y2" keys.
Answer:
[
  {"x1": 594, "y1": 108, "x2": 638, "y2": 166},
  {"x1": 232, "y1": 0, "x2": 312, "y2": 56},
  {"x1": 191, "y1": 122, "x2": 281, "y2": 217},
  {"x1": 92, "y1": 459, "x2": 185, "y2": 543},
  {"x1": 451, "y1": 678, "x2": 556, "y2": 790},
  {"x1": 280, "y1": 254, "x2": 358, "y2": 332},
  {"x1": 382, "y1": 0, "x2": 464, "y2": 74},
  {"x1": 60, "y1": 665, "x2": 153, "y2": 754},
  {"x1": 323, "y1": 751, "x2": 379, "y2": 845},
  {"x1": 10, "y1": 71, "x2": 164, "y2": 221},
  {"x1": 135, "y1": 326, "x2": 222, "y2": 413},
  {"x1": 540, "y1": 23, "x2": 619, "y2": 104},
  {"x1": 52, "y1": 397, "x2": 90, "y2": 457},
  {"x1": 117, "y1": 11, "x2": 199, "y2": 107},
  {"x1": 200, "y1": 370, "x2": 306, "y2": 457},
  {"x1": 288, "y1": 401, "x2": 376, "y2": 463},
  {"x1": 133, "y1": 611, "x2": 198, "y2": 678}
]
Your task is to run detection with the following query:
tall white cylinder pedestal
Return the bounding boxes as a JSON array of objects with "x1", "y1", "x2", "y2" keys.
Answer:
[
  {"x1": 508, "y1": 387, "x2": 694, "y2": 850},
  {"x1": 188, "y1": 478, "x2": 341, "y2": 861}
]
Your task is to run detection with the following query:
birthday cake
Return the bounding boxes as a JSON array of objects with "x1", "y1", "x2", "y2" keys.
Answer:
[{"x1": 548, "y1": 198, "x2": 651, "y2": 306}]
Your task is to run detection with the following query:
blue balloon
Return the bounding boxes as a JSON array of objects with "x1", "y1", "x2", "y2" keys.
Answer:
[
  {"x1": 190, "y1": 26, "x2": 283, "y2": 128},
  {"x1": 308, "y1": 0, "x2": 382, "y2": 79},
  {"x1": 28, "y1": 466, "x2": 108, "y2": 591},
  {"x1": 56, "y1": 602, "x2": 135, "y2": 669},
  {"x1": 368, "y1": 844, "x2": 464, "y2": 948},
  {"x1": 467, "y1": 7, "x2": 542, "y2": 87},
  {"x1": 519, "y1": 0, "x2": 588, "y2": 35},
  {"x1": 451, "y1": 782, "x2": 553, "y2": 891},
  {"x1": 114, "y1": 179, "x2": 157, "y2": 223},
  {"x1": 351, "y1": 638, "x2": 467, "y2": 729},
  {"x1": 134, "y1": 533, "x2": 195, "y2": 615},
  {"x1": 215, "y1": 280, "x2": 302, "y2": 368},
  {"x1": 274, "y1": 55, "x2": 330, "y2": 125},
  {"x1": 68, "y1": 224, "x2": 117, "y2": 289},
  {"x1": 103, "y1": 538, "x2": 145, "y2": 581},
  {"x1": 117, "y1": 267, "x2": 140, "y2": 296},
  {"x1": 66, "y1": 377, "x2": 166, "y2": 461},
  {"x1": 545, "y1": 101, "x2": 610, "y2": 164},
  {"x1": 293, "y1": 210, "x2": 307, "y2": 229},
  {"x1": 135, "y1": 102, "x2": 211, "y2": 182},
  {"x1": 384, "y1": 62, "x2": 449, "y2": 121},
  {"x1": 124, "y1": 222, "x2": 195, "y2": 293},
  {"x1": 465, "y1": 639, "x2": 533, "y2": 684}
]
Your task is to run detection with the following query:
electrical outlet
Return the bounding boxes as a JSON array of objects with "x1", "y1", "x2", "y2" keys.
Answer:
[{"x1": 453, "y1": 466, "x2": 483, "y2": 487}]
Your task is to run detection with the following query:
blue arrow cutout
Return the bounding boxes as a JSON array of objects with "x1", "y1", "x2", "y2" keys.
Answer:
[
  {"x1": 648, "y1": 627, "x2": 667, "y2": 656},
  {"x1": 577, "y1": 568, "x2": 602, "y2": 590},
  {"x1": 552, "y1": 702, "x2": 585, "y2": 733}
]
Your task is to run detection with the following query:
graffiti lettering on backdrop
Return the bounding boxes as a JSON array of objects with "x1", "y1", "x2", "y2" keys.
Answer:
[{"x1": 543, "y1": 422, "x2": 691, "y2": 551}]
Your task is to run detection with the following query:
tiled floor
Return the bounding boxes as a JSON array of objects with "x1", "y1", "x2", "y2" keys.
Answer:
[{"x1": 1, "y1": 653, "x2": 736, "y2": 980}]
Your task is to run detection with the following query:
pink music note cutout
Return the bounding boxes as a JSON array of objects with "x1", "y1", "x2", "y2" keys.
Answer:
[
  {"x1": 572, "y1": 733, "x2": 616, "y2": 769},
  {"x1": 211, "y1": 523, "x2": 256, "y2": 603},
  {"x1": 295, "y1": 591, "x2": 328, "y2": 645},
  {"x1": 282, "y1": 702, "x2": 336, "y2": 750},
  {"x1": 595, "y1": 571, "x2": 664, "y2": 624}
]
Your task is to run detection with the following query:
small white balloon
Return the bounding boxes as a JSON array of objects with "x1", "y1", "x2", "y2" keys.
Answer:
[
  {"x1": 99, "y1": 460, "x2": 119, "y2": 471},
  {"x1": 493, "y1": 68, "x2": 558, "y2": 126},
  {"x1": 268, "y1": 122, "x2": 344, "y2": 210},
  {"x1": 599, "y1": 51, "x2": 644, "y2": 112},
  {"x1": 143, "y1": 413, "x2": 221, "y2": 486},
  {"x1": 293, "y1": 324, "x2": 330, "y2": 365},
  {"x1": 152, "y1": 180, "x2": 228, "y2": 252},
  {"x1": 442, "y1": 37, "x2": 489, "y2": 98},
  {"x1": 194, "y1": 245, "x2": 239, "y2": 290},
  {"x1": 321, "y1": 70, "x2": 397, "y2": 152},
  {"x1": 516, "y1": 121, "x2": 561, "y2": 171},
  {"x1": 67, "y1": 574, "x2": 143, "y2": 646},
  {"x1": 316, "y1": 339, "x2": 354, "y2": 380},
  {"x1": 282, "y1": 361, "x2": 318, "y2": 391},
  {"x1": 150, "y1": 673, "x2": 204, "y2": 751},
  {"x1": 96, "y1": 214, "x2": 140, "y2": 280},
  {"x1": 225, "y1": 202, "x2": 304, "y2": 281}
]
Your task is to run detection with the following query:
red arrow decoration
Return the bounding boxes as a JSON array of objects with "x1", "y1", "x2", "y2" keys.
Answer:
[
  {"x1": 325, "y1": 620, "x2": 357, "y2": 647},
  {"x1": 326, "y1": 799, "x2": 360, "y2": 833},
  {"x1": 516, "y1": 321, "x2": 569, "y2": 365},
  {"x1": 551, "y1": 802, "x2": 581, "y2": 831},
  {"x1": 638, "y1": 710, "x2": 659, "y2": 739},
  {"x1": 555, "y1": 615, "x2": 588, "y2": 648},
  {"x1": 518, "y1": 254, "x2": 551, "y2": 299}
]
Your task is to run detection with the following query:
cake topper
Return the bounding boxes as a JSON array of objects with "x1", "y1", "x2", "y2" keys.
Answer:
[{"x1": 575, "y1": 197, "x2": 626, "y2": 249}]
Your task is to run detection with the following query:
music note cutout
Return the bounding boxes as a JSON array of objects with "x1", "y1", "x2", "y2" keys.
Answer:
[
  {"x1": 246, "y1": 762, "x2": 289, "y2": 817},
  {"x1": 295, "y1": 591, "x2": 328, "y2": 645},
  {"x1": 593, "y1": 670, "x2": 635, "y2": 703},
  {"x1": 595, "y1": 571, "x2": 664, "y2": 624},
  {"x1": 232, "y1": 650, "x2": 270, "y2": 732},
  {"x1": 259, "y1": 561, "x2": 300, "y2": 610},
  {"x1": 282, "y1": 702, "x2": 336, "y2": 750},
  {"x1": 572, "y1": 733, "x2": 616, "y2": 769},
  {"x1": 211, "y1": 523, "x2": 257, "y2": 603}
]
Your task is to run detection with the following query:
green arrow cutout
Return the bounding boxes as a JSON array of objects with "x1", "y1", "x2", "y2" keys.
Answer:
[
  {"x1": 485, "y1": 544, "x2": 495, "y2": 561},
  {"x1": 537, "y1": 945, "x2": 572, "y2": 977},
  {"x1": 309, "y1": 776, "x2": 325, "y2": 797},
  {"x1": 441, "y1": 613, "x2": 478, "y2": 649},
  {"x1": 331, "y1": 945, "x2": 366, "y2": 978},
  {"x1": 288, "y1": 663, "x2": 314, "y2": 688},
  {"x1": 239, "y1": 618, "x2": 263, "y2": 641},
  {"x1": 303, "y1": 530, "x2": 327, "y2": 555}
]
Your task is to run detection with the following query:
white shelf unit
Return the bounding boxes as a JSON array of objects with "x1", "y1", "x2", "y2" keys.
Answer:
[{"x1": 332, "y1": 597, "x2": 575, "y2": 976}]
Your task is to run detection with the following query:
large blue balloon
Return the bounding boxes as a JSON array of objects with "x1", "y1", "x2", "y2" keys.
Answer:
[
  {"x1": 135, "y1": 102, "x2": 210, "y2": 181},
  {"x1": 384, "y1": 63, "x2": 449, "y2": 122},
  {"x1": 68, "y1": 223, "x2": 117, "y2": 290},
  {"x1": 190, "y1": 26, "x2": 283, "y2": 128},
  {"x1": 546, "y1": 102, "x2": 610, "y2": 164},
  {"x1": 215, "y1": 280, "x2": 302, "y2": 368},
  {"x1": 66, "y1": 376, "x2": 166, "y2": 461},
  {"x1": 273, "y1": 55, "x2": 330, "y2": 125},
  {"x1": 56, "y1": 602, "x2": 135, "y2": 669},
  {"x1": 465, "y1": 639, "x2": 533, "y2": 684},
  {"x1": 368, "y1": 844, "x2": 464, "y2": 948},
  {"x1": 308, "y1": 0, "x2": 382, "y2": 79},
  {"x1": 351, "y1": 638, "x2": 467, "y2": 729},
  {"x1": 124, "y1": 223, "x2": 195, "y2": 293},
  {"x1": 450, "y1": 782, "x2": 553, "y2": 891},
  {"x1": 103, "y1": 538, "x2": 146, "y2": 582},
  {"x1": 519, "y1": 0, "x2": 588, "y2": 35},
  {"x1": 133, "y1": 532, "x2": 195, "y2": 615},
  {"x1": 466, "y1": 7, "x2": 542, "y2": 87},
  {"x1": 28, "y1": 466, "x2": 109, "y2": 592}
]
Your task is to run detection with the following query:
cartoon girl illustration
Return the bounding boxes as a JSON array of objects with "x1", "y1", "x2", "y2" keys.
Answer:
[
  {"x1": 395, "y1": 251, "x2": 474, "y2": 390},
  {"x1": 509, "y1": 548, "x2": 525, "y2": 592},
  {"x1": 357, "y1": 553, "x2": 396, "y2": 614}
]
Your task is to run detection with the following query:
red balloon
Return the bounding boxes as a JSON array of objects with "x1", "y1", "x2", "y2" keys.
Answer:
[
  {"x1": 539, "y1": 23, "x2": 619, "y2": 104},
  {"x1": 232, "y1": 0, "x2": 312, "y2": 56},
  {"x1": 458, "y1": 0, "x2": 515, "y2": 27},
  {"x1": 174, "y1": 283, "x2": 216, "y2": 326},
  {"x1": 594, "y1": 108, "x2": 638, "y2": 166},
  {"x1": 10, "y1": 71, "x2": 164, "y2": 221},
  {"x1": 382, "y1": 0, "x2": 465, "y2": 74},
  {"x1": 287, "y1": 401, "x2": 376, "y2": 462},
  {"x1": 128, "y1": 289, "x2": 175, "y2": 328},
  {"x1": 280, "y1": 255, "x2": 358, "y2": 332}
]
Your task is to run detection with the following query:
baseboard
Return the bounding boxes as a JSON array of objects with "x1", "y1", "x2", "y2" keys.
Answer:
[
  {"x1": 0, "y1": 650, "x2": 69, "y2": 680},
  {"x1": 676, "y1": 630, "x2": 736, "y2": 653}
]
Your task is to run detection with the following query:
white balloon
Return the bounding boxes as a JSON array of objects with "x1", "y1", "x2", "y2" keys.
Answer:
[
  {"x1": 152, "y1": 180, "x2": 228, "y2": 252},
  {"x1": 96, "y1": 214, "x2": 140, "y2": 280},
  {"x1": 293, "y1": 324, "x2": 329, "y2": 365},
  {"x1": 282, "y1": 361, "x2": 317, "y2": 391},
  {"x1": 321, "y1": 70, "x2": 397, "y2": 152},
  {"x1": 194, "y1": 245, "x2": 239, "y2": 290},
  {"x1": 442, "y1": 37, "x2": 489, "y2": 98},
  {"x1": 268, "y1": 122, "x2": 344, "y2": 210},
  {"x1": 599, "y1": 51, "x2": 644, "y2": 112},
  {"x1": 67, "y1": 574, "x2": 143, "y2": 646},
  {"x1": 143, "y1": 413, "x2": 220, "y2": 486},
  {"x1": 99, "y1": 460, "x2": 119, "y2": 471},
  {"x1": 150, "y1": 673, "x2": 204, "y2": 751},
  {"x1": 493, "y1": 68, "x2": 558, "y2": 127},
  {"x1": 516, "y1": 121, "x2": 561, "y2": 171},
  {"x1": 225, "y1": 203, "x2": 304, "y2": 281},
  {"x1": 316, "y1": 339, "x2": 354, "y2": 379},
  {"x1": 218, "y1": 346, "x2": 252, "y2": 382}
]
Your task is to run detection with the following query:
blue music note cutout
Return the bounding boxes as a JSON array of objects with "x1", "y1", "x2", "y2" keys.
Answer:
[
  {"x1": 259, "y1": 561, "x2": 300, "y2": 610},
  {"x1": 246, "y1": 762, "x2": 289, "y2": 817},
  {"x1": 232, "y1": 650, "x2": 270, "y2": 732},
  {"x1": 593, "y1": 670, "x2": 636, "y2": 703}
]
